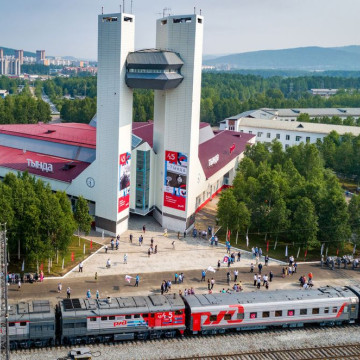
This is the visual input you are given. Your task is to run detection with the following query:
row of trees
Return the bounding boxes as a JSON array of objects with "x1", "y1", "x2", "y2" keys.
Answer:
[
  {"x1": 0, "y1": 89, "x2": 51, "y2": 124},
  {"x1": 60, "y1": 97, "x2": 96, "y2": 123},
  {"x1": 217, "y1": 141, "x2": 359, "y2": 249},
  {"x1": 298, "y1": 113, "x2": 360, "y2": 126},
  {"x1": 0, "y1": 172, "x2": 92, "y2": 264}
]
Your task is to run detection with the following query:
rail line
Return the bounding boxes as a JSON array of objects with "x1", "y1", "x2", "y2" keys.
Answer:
[{"x1": 168, "y1": 343, "x2": 360, "y2": 360}]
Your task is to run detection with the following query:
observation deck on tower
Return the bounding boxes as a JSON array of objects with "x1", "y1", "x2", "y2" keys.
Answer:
[{"x1": 125, "y1": 49, "x2": 184, "y2": 90}]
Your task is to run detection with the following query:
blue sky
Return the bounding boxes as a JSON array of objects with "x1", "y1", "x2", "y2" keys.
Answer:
[{"x1": 0, "y1": 0, "x2": 359, "y2": 59}]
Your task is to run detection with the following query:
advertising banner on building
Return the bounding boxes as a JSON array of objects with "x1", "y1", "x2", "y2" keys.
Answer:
[
  {"x1": 118, "y1": 152, "x2": 131, "y2": 213},
  {"x1": 163, "y1": 151, "x2": 188, "y2": 211}
]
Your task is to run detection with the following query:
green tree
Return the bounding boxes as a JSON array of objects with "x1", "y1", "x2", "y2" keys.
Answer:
[
  {"x1": 217, "y1": 189, "x2": 238, "y2": 235},
  {"x1": 74, "y1": 196, "x2": 93, "y2": 240},
  {"x1": 348, "y1": 195, "x2": 360, "y2": 243}
]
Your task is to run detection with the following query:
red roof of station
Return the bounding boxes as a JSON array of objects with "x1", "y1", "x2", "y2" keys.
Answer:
[
  {"x1": 199, "y1": 131, "x2": 254, "y2": 179},
  {"x1": 132, "y1": 121, "x2": 154, "y2": 148},
  {"x1": 0, "y1": 145, "x2": 90, "y2": 183},
  {"x1": 0, "y1": 123, "x2": 96, "y2": 148}
]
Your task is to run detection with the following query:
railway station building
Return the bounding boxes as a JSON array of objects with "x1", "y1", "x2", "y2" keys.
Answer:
[{"x1": 0, "y1": 12, "x2": 255, "y2": 236}]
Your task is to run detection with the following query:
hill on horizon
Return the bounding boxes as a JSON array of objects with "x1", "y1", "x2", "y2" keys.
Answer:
[
  {"x1": 204, "y1": 45, "x2": 360, "y2": 71},
  {"x1": 0, "y1": 46, "x2": 36, "y2": 58}
]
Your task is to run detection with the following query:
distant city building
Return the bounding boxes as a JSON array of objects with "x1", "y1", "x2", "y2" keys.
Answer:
[
  {"x1": 310, "y1": 88, "x2": 338, "y2": 98},
  {"x1": 0, "y1": 90, "x2": 8, "y2": 98},
  {"x1": 14, "y1": 49, "x2": 24, "y2": 65},
  {"x1": 0, "y1": 55, "x2": 21, "y2": 76},
  {"x1": 0, "y1": 49, "x2": 3, "y2": 59},
  {"x1": 36, "y1": 50, "x2": 46, "y2": 64}
]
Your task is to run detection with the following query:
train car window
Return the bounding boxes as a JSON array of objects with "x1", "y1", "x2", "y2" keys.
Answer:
[
  {"x1": 287, "y1": 310, "x2": 294, "y2": 317},
  {"x1": 125, "y1": 315, "x2": 132, "y2": 319},
  {"x1": 250, "y1": 312, "x2": 257, "y2": 319},
  {"x1": 64, "y1": 323, "x2": 74, "y2": 329},
  {"x1": 300, "y1": 309, "x2": 307, "y2": 315},
  {"x1": 101, "y1": 317, "x2": 108, "y2": 321},
  {"x1": 262, "y1": 311, "x2": 270, "y2": 318},
  {"x1": 75, "y1": 323, "x2": 86, "y2": 328},
  {"x1": 109, "y1": 316, "x2": 115, "y2": 320},
  {"x1": 209, "y1": 315, "x2": 217, "y2": 321},
  {"x1": 20, "y1": 322, "x2": 27, "y2": 327},
  {"x1": 224, "y1": 314, "x2": 232, "y2": 320},
  {"x1": 351, "y1": 305, "x2": 357, "y2": 312},
  {"x1": 143, "y1": 314, "x2": 148, "y2": 318},
  {"x1": 324, "y1": 307, "x2": 329, "y2": 314},
  {"x1": 134, "y1": 314, "x2": 140, "y2": 318},
  {"x1": 237, "y1": 313, "x2": 244, "y2": 320},
  {"x1": 151, "y1": 314, "x2": 155, "y2": 318},
  {"x1": 332, "y1": 307, "x2": 337, "y2": 313},
  {"x1": 9, "y1": 323, "x2": 15, "y2": 327},
  {"x1": 312, "y1": 308, "x2": 320, "y2": 315},
  {"x1": 275, "y1": 311, "x2": 282, "y2": 317},
  {"x1": 90, "y1": 318, "x2": 97, "y2": 322},
  {"x1": 175, "y1": 310, "x2": 183, "y2": 315}
]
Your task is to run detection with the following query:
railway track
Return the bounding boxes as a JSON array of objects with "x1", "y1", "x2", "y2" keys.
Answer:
[{"x1": 168, "y1": 344, "x2": 360, "y2": 360}]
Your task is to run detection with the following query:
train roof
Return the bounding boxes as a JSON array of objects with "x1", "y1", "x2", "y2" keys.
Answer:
[
  {"x1": 59, "y1": 294, "x2": 185, "y2": 318},
  {"x1": 8, "y1": 300, "x2": 54, "y2": 322},
  {"x1": 183, "y1": 286, "x2": 357, "y2": 308}
]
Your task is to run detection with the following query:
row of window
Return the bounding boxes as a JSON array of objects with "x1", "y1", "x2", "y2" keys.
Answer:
[
  {"x1": 208, "y1": 306, "x2": 354, "y2": 322},
  {"x1": 255, "y1": 132, "x2": 311, "y2": 142},
  {"x1": 89, "y1": 310, "x2": 184, "y2": 322}
]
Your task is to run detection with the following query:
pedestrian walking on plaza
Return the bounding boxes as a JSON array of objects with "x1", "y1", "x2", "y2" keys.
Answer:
[
  {"x1": 135, "y1": 275, "x2": 139, "y2": 287},
  {"x1": 148, "y1": 248, "x2": 151, "y2": 257},
  {"x1": 208, "y1": 279, "x2": 211, "y2": 290},
  {"x1": 86, "y1": 289, "x2": 91, "y2": 299},
  {"x1": 67, "y1": 287, "x2": 71, "y2": 299},
  {"x1": 257, "y1": 275, "x2": 261, "y2": 289},
  {"x1": 294, "y1": 262, "x2": 297, "y2": 273},
  {"x1": 155, "y1": 244, "x2": 158, "y2": 254},
  {"x1": 227, "y1": 258, "x2": 231, "y2": 268},
  {"x1": 237, "y1": 251, "x2": 241, "y2": 262},
  {"x1": 184, "y1": 231, "x2": 186, "y2": 238},
  {"x1": 95, "y1": 272, "x2": 98, "y2": 281},
  {"x1": 96, "y1": 290, "x2": 99, "y2": 299},
  {"x1": 172, "y1": 241, "x2": 175, "y2": 250},
  {"x1": 129, "y1": 234, "x2": 133, "y2": 243},
  {"x1": 18, "y1": 280, "x2": 21, "y2": 290},
  {"x1": 174, "y1": 272, "x2": 178, "y2": 284},
  {"x1": 227, "y1": 271, "x2": 231, "y2": 286},
  {"x1": 217, "y1": 260, "x2": 221, "y2": 271},
  {"x1": 254, "y1": 274, "x2": 258, "y2": 286},
  {"x1": 177, "y1": 231, "x2": 180, "y2": 240},
  {"x1": 116, "y1": 238, "x2": 119, "y2": 250},
  {"x1": 40, "y1": 271, "x2": 44, "y2": 282},
  {"x1": 250, "y1": 263, "x2": 254, "y2": 273},
  {"x1": 143, "y1": 225, "x2": 146, "y2": 233},
  {"x1": 105, "y1": 245, "x2": 108, "y2": 253},
  {"x1": 258, "y1": 263, "x2": 262, "y2": 274},
  {"x1": 234, "y1": 269, "x2": 238, "y2": 282},
  {"x1": 201, "y1": 270, "x2": 206, "y2": 282},
  {"x1": 106, "y1": 258, "x2": 111, "y2": 268},
  {"x1": 163, "y1": 228, "x2": 168, "y2": 237},
  {"x1": 58, "y1": 282, "x2": 62, "y2": 293},
  {"x1": 269, "y1": 271, "x2": 273, "y2": 282},
  {"x1": 161, "y1": 282, "x2": 165, "y2": 295},
  {"x1": 211, "y1": 278, "x2": 215, "y2": 290},
  {"x1": 124, "y1": 254, "x2": 127, "y2": 264},
  {"x1": 111, "y1": 238, "x2": 114, "y2": 250},
  {"x1": 265, "y1": 255, "x2": 269, "y2": 266},
  {"x1": 79, "y1": 261, "x2": 83, "y2": 272}
]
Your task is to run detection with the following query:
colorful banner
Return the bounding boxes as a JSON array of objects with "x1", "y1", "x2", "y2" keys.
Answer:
[
  {"x1": 163, "y1": 151, "x2": 188, "y2": 211},
  {"x1": 118, "y1": 152, "x2": 131, "y2": 213}
]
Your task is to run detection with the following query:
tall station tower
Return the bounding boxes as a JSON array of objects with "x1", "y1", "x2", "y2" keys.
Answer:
[
  {"x1": 153, "y1": 14, "x2": 204, "y2": 232},
  {"x1": 95, "y1": 13, "x2": 135, "y2": 235}
]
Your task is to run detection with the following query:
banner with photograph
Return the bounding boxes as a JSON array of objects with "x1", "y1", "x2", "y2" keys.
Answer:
[
  {"x1": 118, "y1": 152, "x2": 131, "y2": 213},
  {"x1": 163, "y1": 151, "x2": 188, "y2": 211}
]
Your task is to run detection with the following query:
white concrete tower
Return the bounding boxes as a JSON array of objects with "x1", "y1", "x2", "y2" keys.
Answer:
[
  {"x1": 153, "y1": 14, "x2": 204, "y2": 232},
  {"x1": 95, "y1": 13, "x2": 135, "y2": 236}
]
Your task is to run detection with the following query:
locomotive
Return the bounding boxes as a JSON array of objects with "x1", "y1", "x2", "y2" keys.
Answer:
[{"x1": 8, "y1": 284, "x2": 360, "y2": 349}]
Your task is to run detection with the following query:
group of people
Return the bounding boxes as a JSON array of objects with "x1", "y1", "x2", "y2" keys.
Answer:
[
  {"x1": 104, "y1": 235, "x2": 120, "y2": 253},
  {"x1": 253, "y1": 273, "x2": 272, "y2": 289},
  {"x1": 299, "y1": 272, "x2": 314, "y2": 289},
  {"x1": 160, "y1": 280, "x2": 172, "y2": 294}
]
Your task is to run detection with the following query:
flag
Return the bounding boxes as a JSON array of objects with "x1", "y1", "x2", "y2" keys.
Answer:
[
  {"x1": 304, "y1": 248, "x2": 308, "y2": 258},
  {"x1": 207, "y1": 266, "x2": 216, "y2": 273},
  {"x1": 125, "y1": 275, "x2": 132, "y2": 283},
  {"x1": 274, "y1": 240, "x2": 277, "y2": 250},
  {"x1": 71, "y1": 252, "x2": 74, "y2": 262},
  {"x1": 336, "y1": 248, "x2": 339, "y2": 256},
  {"x1": 21, "y1": 260, "x2": 25, "y2": 272},
  {"x1": 266, "y1": 241, "x2": 269, "y2": 252},
  {"x1": 353, "y1": 244, "x2": 357, "y2": 254},
  {"x1": 297, "y1": 247, "x2": 300, "y2": 259},
  {"x1": 40, "y1": 263, "x2": 43, "y2": 270},
  {"x1": 325, "y1": 247, "x2": 328, "y2": 257},
  {"x1": 83, "y1": 243, "x2": 86, "y2": 255},
  {"x1": 285, "y1": 246, "x2": 288, "y2": 257},
  {"x1": 227, "y1": 230, "x2": 231, "y2": 241},
  {"x1": 62, "y1": 258, "x2": 65, "y2": 270},
  {"x1": 320, "y1": 243, "x2": 324, "y2": 256},
  {"x1": 90, "y1": 240, "x2": 93, "y2": 250},
  {"x1": 246, "y1": 234, "x2": 249, "y2": 247},
  {"x1": 223, "y1": 256, "x2": 229, "y2": 263}
]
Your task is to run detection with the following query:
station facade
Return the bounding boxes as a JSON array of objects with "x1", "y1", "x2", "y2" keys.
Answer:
[{"x1": 0, "y1": 12, "x2": 255, "y2": 235}]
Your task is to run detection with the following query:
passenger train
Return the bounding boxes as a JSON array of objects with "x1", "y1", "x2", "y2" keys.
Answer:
[{"x1": 8, "y1": 284, "x2": 360, "y2": 349}]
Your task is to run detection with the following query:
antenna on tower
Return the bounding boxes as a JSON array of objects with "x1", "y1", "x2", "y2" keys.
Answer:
[
  {"x1": 194, "y1": 7, "x2": 196, "y2": 14},
  {"x1": 102, "y1": 6, "x2": 104, "y2": 14},
  {"x1": 123, "y1": 0, "x2": 125, "y2": 13},
  {"x1": 131, "y1": 0, "x2": 133, "y2": 13},
  {"x1": 200, "y1": 9, "x2": 202, "y2": 15},
  {"x1": 163, "y1": 7, "x2": 171, "y2": 17}
]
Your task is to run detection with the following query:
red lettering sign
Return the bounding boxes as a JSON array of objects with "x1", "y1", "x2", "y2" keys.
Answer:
[
  {"x1": 165, "y1": 151, "x2": 178, "y2": 163},
  {"x1": 113, "y1": 320, "x2": 127, "y2": 327}
]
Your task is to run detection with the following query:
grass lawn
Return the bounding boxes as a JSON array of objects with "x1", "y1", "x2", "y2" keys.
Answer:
[
  {"x1": 215, "y1": 227, "x2": 357, "y2": 262},
  {"x1": 8, "y1": 236, "x2": 102, "y2": 277}
]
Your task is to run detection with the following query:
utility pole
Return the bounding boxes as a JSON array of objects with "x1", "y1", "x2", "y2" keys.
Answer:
[{"x1": 0, "y1": 223, "x2": 10, "y2": 360}]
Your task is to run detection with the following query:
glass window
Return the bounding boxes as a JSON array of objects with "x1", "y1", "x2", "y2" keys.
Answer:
[
  {"x1": 209, "y1": 315, "x2": 217, "y2": 321},
  {"x1": 125, "y1": 315, "x2": 132, "y2": 319},
  {"x1": 287, "y1": 310, "x2": 294, "y2": 317},
  {"x1": 257, "y1": 132, "x2": 262, "y2": 137},
  {"x1": 286, "y1": 135, "x2": 290, "y2": 140},
  {"x1": 76, "y1": 323, "x2": 86, "y2": 328},
  {"x1": 296, "y1": 136, "x2": 301, "y2": 141},
  {"x1": 109, "y1": 316, "x2": 115, "y2": 320},
  {"x1": 262, "y1": 311, "x2": 270, "y2": 318},
  {"x1": 276, "y1": 134, "x2": 280, "y2": 139},
  {"x1": 142, "y1": 314, "x2": 148, "y2": 318},
  {"x1": 312, "y1": 308, "x2": 320, "y2": 315},
  {"x1": 275, "y1": 311, "x2": 282, "y2": 317},
  {"x1": 20, "y1": 322, "x2": 27, "y2": 327},
  {"x1": 324, "y1": 307, "x2": 329, "y2": 314},
  {"x1": 306, "y1": 137, "x2": 311, "y2": 143},
  {"x1": 300, "y1": 309, "x2": 307, "y2": 315},
  {"x1": 151, "y1": 314, "x2": 155, "y2": 318},
  {"x1": 90, "y1": 317, "x2": 97, "y2": 322},
  {"x1": 332, "y1": 307, "x2": 338, "y2": 314},
  {"x1": 249, "y1": 131, "x2": 252, "y2": 134},
  {"x1": 64, "y1": 323, "x2": 74, "y2": 329},
  {"x1": 351, "y1": 305, "x2": 357, "y2": 312},
  {"x1": 175, "y1": 310, "x2": 183, "y2": 315},
  {"x1": 9, "y1": 323, "x2": 15, "y2": 327},
  {"x1": 267, "y1": 133, "x2": 271, "y2": 138},
  {"x1": 250, "y1": 312, "x2": 257, "y2": 319},
  {"x1": 237, "y1": 312, "x2": 244, "y2": 320},
  {"x1": 224, "y1": 314, "x2": 232, "y2": 320},
  {"x1": 285, "y1": 144, "x2": 289, "y2": 149},
  {"x1": 101, "y1": 317, "x2": 107, "y2": 321},
  {"x1": 134, "y1": 314, "x2": 140, "y2": 318}
]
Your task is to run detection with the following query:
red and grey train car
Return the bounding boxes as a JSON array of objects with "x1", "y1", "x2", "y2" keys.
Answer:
[
  {"x1": 57, "y1": 294, "x2": 185, "y2": 345},
  {"x1": 183, "y1": 285, "x2": 360, "y2": 334}
]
